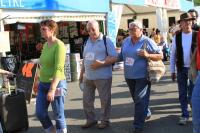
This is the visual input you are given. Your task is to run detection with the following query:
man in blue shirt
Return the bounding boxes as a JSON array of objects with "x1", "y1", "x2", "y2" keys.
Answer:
[
  {"x1": 79, "y1": 20, "x2": 117, "y2": 129},
  {"x1": 118, "y1": 20, "x2": 163, "y2": 133}
]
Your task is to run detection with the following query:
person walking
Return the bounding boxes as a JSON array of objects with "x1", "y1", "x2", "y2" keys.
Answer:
[
  {"x1": 118, "y1": 20, "x2": 163, "y2": 133},
  {"x1": 191, "y1": 29, "x2": 200, "y2": 133},
  {"x1": 79, "y1": 20, "x2": 117, "y2": 129},
  {"x1": 170, "y1": 12, "x2": 197, "y2": 125},
  {"x1": 35, "y1": 20, "x2": 67, "y2": 133},
  {"x1": 188, "y1": 9, "x2": 200, "y2": 31}
]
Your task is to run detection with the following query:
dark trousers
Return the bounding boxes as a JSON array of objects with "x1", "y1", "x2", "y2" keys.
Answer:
[
  {"x1": 125, "y1": 78, "x2": 151, "y2": 129},
  {"x1": 177, "y1": 67, "x2": 194, "y2": 118}
]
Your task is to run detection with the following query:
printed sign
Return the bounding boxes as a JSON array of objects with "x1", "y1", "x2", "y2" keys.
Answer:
[
  {"x1": 145, "y1": 0, "x2": 180, "y2": 9},
  {"x1": 0, "y1": 32, "x2": 10, "y2": 52},
  {"x1": 0, "y1": 0, "x2": 109, "y2": 12}
]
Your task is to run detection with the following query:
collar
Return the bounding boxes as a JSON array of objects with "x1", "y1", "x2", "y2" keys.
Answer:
[{"x1": 89, "y1": 33, "x2": 103, "y2": 43}]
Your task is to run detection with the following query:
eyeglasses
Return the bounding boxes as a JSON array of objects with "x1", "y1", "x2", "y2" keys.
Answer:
[
  {"x1": 40, "y1": 27, "x2": 49, "y2": 31},
  {"x1": 128, "y1": 27, "x2": 140, "y2": 32}
]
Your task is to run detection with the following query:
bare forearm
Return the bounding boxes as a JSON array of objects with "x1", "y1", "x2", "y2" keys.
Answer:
[
  {"x1": 49, "y1": 78, "x2": 60, "y2": 92},
  {"x1": 104, "y1": 56, "x2": 117, "y2": 65},
  {"x1": 0, "y1": 69, "x2": 12, "y2": 75},
  {"x1": 147, "y1": 53, "x2": 163, "y2": 61}
]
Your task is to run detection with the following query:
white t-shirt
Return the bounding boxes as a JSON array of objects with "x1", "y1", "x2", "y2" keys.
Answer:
[{"x1": 170, "y1": 32, "x2": 192, "y2": 73}]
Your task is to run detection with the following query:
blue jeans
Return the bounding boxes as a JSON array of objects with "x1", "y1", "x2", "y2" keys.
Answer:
[
  {"x1": 192, "y1": 71, "x2": 200, "y2": 133},
  {"x1": 177, "y1": 67, "x2": 194, "y2": 118},
  {"x1": 126, "y1": 78, "x2": 150, "y2": 129},
  {"x1": 36, "y1": 80, "x2": 67, "y2": 130}
]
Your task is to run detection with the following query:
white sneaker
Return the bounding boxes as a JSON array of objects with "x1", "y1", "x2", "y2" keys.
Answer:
[{"x1": 178, "y1": 117, "x2": 189, "y2": 125}]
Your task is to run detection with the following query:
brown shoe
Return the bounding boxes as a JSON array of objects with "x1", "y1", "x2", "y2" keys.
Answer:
[
  {"x1": 97, "y1": 121, "x2": 109, "y2": 129},
  {"x1": 81, "y1": 121, "x2": 97, "y2": 128},
  {"x1": 50, "y1": 126, "x2": 56, "y2": 133}
]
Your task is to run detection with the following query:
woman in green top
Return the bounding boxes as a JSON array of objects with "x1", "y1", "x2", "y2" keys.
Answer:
[{"x1": 35, "y1": 20, "x2": 67, "y2": 133}]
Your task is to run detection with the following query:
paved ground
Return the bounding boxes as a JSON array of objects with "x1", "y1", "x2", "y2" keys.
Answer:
[{"x1": 19, "y1": 63, "x2": 192, "y2": 133}]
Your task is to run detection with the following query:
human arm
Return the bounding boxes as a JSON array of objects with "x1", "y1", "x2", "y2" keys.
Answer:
[
  {"x1": 90, "y1": 56, "x2": 117, "y2": 69},
  {"x1": 90, "y1": 37, "x2": 118, "y2": 69},
  {"x1": 138, "y1": 38, "x2": 163, "y2": 61},
  {"x1": 47, "y1": 41, "x2": 66, "y2": 102},
  {"x1": 170, "y1": 36, "x2": 177, "y2": 81},
  {"x1": 137, "y1": 50, "x2": 163, "y2": 61},
  {"x1": 79, "y1": 59, "x2": 85, "y2": 82},
  {"x1": 0, "y1": 69, "x2": 14, "y2": 75}
]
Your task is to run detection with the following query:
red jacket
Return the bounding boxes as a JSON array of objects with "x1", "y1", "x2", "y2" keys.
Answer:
[{"x1": 197, "y1": 31, "x2": 200, "y2": 70}]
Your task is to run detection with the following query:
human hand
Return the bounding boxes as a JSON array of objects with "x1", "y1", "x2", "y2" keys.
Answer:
[
  {"x1": 47, "y1": 89, "x2": 56, "y2": 102},
  {"x1": 79, "y1": 73, "x2": 83, "y2": 83},
  {"x1": 5, "y1": 71, "x2": 15, "y2": 76},
  {"x1": 137, "y1": 49, "x2": 149, "y2": 58},
  {"x1": 171, "y1": 73, "x2": 176, "y2": 82},
  {"x1": 90, "y1": 60, "x2": 104, "y2": 70}
]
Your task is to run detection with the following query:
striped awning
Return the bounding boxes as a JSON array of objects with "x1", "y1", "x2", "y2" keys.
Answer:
[{"x1": 2, "y1": 10, "x2": 106, "y2": 24}]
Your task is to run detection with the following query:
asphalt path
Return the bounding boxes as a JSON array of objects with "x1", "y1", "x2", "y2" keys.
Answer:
[{"x1": 22, "y1": 63, "x2": 193, "y2": 133}]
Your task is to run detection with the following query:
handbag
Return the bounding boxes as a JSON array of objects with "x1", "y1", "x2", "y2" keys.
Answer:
[
  {"x1": 142, "y1": 40, "x2": 166, "y2": 83},
  {"x1": 188, "y1": 48, "x2": 197, "y2": 83},
  {"x1": 147, "y1": 58, "x2": 166, "y2": 83}
]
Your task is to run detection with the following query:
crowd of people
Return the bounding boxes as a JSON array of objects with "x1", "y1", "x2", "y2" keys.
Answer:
[
  {"x1": 0, "y1": 8, "x2": 200, "y2": 133},
  {"x1": 79, "y1": 9, "x2": 200, "y2": 133}
]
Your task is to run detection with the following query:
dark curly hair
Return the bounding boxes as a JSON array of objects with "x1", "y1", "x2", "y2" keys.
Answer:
[{"x1": 188, "y1": 9, "x2": 198, "y2": 18}]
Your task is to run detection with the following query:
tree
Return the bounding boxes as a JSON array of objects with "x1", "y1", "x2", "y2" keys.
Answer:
[{"x1": 194, "y1": 0, "x2": 200, "y2": 6}]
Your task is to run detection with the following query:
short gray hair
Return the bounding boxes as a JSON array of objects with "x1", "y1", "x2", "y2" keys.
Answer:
[
  {"x1": 129, "y1": 20, "x2": 143, "y2": 29},
  {"x1": 86, "y1": 20, "x2": 99, "y2": 31}
]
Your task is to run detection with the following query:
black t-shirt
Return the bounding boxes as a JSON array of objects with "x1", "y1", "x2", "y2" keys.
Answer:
[{"x1": 192, "y1": 23, "x2": 200, "y2": 31}]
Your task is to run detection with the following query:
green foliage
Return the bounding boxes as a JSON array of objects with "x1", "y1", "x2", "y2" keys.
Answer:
[{"x1": 194, "y1": 0, "x2": 200, "y2": 6}]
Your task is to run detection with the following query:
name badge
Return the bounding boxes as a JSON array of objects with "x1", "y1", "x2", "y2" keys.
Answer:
[
  {"x1": 85, "y1": 53, "x2": 95, "y2": 61},
  {"x1": 125, "y1": 57, "x2": 134, "y2": 66}
]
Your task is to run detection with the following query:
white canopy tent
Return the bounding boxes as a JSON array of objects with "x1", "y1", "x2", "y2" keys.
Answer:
[
  {"x1": 1, "y1": 9, "x2": 106, "y2": 24},
  {"x1": 114, "y1": 1, "x2": 182, "y2": 43}
]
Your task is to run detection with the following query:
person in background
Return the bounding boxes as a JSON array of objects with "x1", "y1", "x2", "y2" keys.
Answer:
[
  {"x1": 149, "y1": 28, "x2": 156, "y2": 38},
  {"x1": 143, "y1": 28, "x2": 148, "y2": 36},
  {"x1": 0, "y1": 69, "x2": 14, "y2": 133},
  {"x1": 191, "y1": 28, "x2": 200, "y2": 133},
  {"x1": 118, "y1": 20, "x2": 163, "y2": 133},
  {"x1": 159, "y1": 36, "x2": 170, "y2": 61},
  {"x1": 170, "y1": 12, "x2": 197, "y2": 125},
  {"x1": 35, "y1": 20, "x2": 67, "y2": 133},
  {"x1": 79, "y1": 20, "x2": 117, "y2": 129},
  {"x1": 153, "y1": 29, "x2": 162, "y2": 45},
  {"x1": 188, "y1": 9, "x2": 200, "y2": 31}
]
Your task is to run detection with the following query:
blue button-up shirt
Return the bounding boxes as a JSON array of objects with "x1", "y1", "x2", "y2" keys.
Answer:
[
  {"x1": 118, "y1": 35, "x2": 161, "y2": 79},
  {"x1": 83, "y1": 33, "x2": 117, "y2": 80}
]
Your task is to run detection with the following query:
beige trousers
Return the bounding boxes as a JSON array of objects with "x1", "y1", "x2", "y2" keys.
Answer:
[{"x1": 83, "y1": 78, "x2": 112, "y2": 122}]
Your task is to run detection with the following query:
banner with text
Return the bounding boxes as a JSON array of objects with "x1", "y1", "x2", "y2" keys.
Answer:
[
  {"x1": 145, "y1": 0, "x2": 180, "y2": 9},
  {"x1": 0, "y1": 0, "x2": 109, "y2": 12}
]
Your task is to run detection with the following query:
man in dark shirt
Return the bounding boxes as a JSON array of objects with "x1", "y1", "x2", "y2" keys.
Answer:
[{"x1": 188, "y1": 9, "x2": 200, "y2": 31}]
